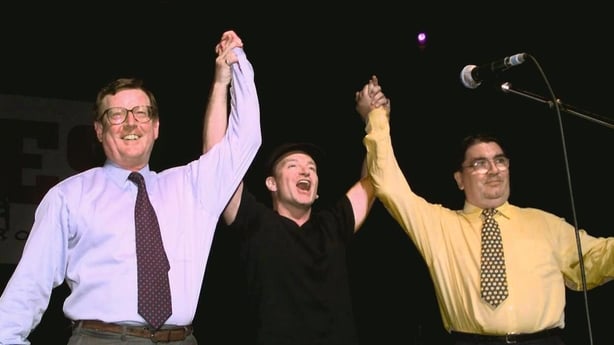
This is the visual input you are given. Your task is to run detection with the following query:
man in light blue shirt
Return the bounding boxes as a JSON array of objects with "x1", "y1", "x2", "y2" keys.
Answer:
[{"x1": 0, "y1": 30, "x2": 260, "y2": 344}]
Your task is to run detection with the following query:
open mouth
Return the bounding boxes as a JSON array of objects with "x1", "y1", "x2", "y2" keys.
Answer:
[{"x1": 297, "y1": 179, "x2": 311, "y2": 191}]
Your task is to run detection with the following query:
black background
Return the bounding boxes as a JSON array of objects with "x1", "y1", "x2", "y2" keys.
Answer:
[{"x1": 1, "y1": 2, "x2": 613, "y2": 344}]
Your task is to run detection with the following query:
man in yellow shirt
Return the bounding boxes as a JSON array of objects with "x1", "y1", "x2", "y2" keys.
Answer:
[{"x1": 359, "y1": 75, "x2": 613, "y2": 345}]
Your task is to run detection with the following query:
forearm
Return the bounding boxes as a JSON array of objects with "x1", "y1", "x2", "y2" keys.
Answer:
[
  {"x1": 363, "y1": 109, "x2": 416, "y2": 235},
  {"x1": 202, "y1": 80, "x2": 230, "y2": 153},
  {"x1": 226, "y1": 47, "x2": 262, "y2": 155}
]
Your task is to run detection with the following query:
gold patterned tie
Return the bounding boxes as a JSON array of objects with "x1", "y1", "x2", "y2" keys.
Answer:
[
  {"x1": 129, "y1": 172, "x2": 172, "y2": 329},
  {"x1": 480, "y1": 208, "x2": 508, "y2": 307}
]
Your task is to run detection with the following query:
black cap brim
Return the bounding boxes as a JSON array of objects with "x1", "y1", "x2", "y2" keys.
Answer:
[{"x1": 264, "y1": 142, "x2": 324, "y2": 176}]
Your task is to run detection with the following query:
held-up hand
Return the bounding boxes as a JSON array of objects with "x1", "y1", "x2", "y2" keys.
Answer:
[
  {"x1": 213, "y1": 30, "x2": 244, "y2": 86},
  {"x1": 355, "y1": 75, "x2": 390, "y2": 122}
]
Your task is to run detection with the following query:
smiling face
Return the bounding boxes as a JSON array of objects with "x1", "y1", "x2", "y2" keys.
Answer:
[
  {"x1": 453, "y1": 141, "x2": 510, "y2": 209},
  {"x1": 266, "y1": 151, "x2": 319, "y2": 214},
  {"x1": 94, "y1": 88, "x2": 159, "y2": 171}
]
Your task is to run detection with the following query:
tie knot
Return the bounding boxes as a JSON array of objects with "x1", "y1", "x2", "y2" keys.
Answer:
[
  {"x1": 128, "y1": 172, "x2": 145, "y2": 187},
  {"x1": 482, "y1": 208, "x2": 496, "y2": 218}
]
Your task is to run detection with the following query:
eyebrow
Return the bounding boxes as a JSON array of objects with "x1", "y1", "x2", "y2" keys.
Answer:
[
  {"x1": 468, "y1": 153, "x2": 507, "y2": 160},
  {"x1": 282, "y1": 157, "x2": 316, "y2": 166}
]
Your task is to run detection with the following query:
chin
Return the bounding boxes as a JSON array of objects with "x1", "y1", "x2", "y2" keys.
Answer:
[{"x1": 297, "y1": 198, "x2": 315, "y2": 207}]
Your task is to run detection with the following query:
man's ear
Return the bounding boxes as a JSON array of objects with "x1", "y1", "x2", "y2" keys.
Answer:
[
  {"x1": 265, "y1": 176, "x2": 277, "y2": 192},
  {"x1": 453, "y1": 171, "x2": 463, "y2": 190},
  {"x1": 94, "y1": 122, "x2": 104, "y2": 142}
]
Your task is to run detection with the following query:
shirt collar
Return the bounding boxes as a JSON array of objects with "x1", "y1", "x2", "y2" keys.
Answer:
[
  {"x1": 103, "y1": 160, "x2": 152, "y2": 187},
  {"x1": 462, "y1": 201, "x2": 511, "y2": 220}
]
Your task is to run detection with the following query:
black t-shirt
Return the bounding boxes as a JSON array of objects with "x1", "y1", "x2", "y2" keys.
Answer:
[{"x1": 229, "y1": 188, "x2": 358, "y2": 345}]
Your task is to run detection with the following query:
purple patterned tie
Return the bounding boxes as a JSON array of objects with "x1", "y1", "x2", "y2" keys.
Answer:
[{"x1": 129, "y1": 172, "x2": 172, "y2": 329}]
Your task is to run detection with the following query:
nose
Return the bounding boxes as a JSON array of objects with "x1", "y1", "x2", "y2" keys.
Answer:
[
  {"x1": 486, "y1": 160, "x2": 502, "y2": 173},
  {"x1": 299, "y1": 165, "x2": 311, "y2": 175},
  {"x1": 124, "y1": 110, "x2": 139, "y2": 124}
]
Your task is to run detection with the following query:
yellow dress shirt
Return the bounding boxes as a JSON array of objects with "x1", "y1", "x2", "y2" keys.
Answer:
[{"x1": 363, "y1": 108, "x2": 614, "y2": 335}]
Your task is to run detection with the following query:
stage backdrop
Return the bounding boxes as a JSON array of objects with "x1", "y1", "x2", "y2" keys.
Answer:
[{"x1": 0, "y1": 94, "x2": 95, "y2": 264}]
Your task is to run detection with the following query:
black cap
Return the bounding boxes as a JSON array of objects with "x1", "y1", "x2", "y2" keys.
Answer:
[{"x1": 264, "y1": 142, "x2": 324, "y2": 176}]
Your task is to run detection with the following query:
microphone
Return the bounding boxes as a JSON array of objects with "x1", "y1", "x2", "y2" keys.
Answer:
[{"x1": 460, "y1": 53, "x2": 527, "y2": 89}]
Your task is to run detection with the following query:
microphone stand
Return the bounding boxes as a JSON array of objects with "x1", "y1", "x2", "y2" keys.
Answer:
[
  {"x1": 500, "y1": 82, "x2": 614, "y2": 130},
  {"x1": 501, "y1": 80, "x2": 611, "y2": 345}
]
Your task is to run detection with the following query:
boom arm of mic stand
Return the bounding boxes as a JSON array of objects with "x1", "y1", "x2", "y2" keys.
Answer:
[{"x1": 500, "y1": 82, "x2": 614, "y2": 130}]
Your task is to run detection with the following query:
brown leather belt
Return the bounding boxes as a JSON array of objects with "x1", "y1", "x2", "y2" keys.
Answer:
[
  {"x1": 74, "y1": 320, "x2": 193, "y2": 343},
  {"x1": 451, "y1": 327, "x2": 562, "y2": 344}
]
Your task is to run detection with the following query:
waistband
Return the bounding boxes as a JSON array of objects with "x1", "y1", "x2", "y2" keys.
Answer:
[
  {"x1": 451, "y1": 327, "x2": 562, "y2": 344},
  {"x1": 73, "y1": 319, "x2": 193, "y2": 343}
]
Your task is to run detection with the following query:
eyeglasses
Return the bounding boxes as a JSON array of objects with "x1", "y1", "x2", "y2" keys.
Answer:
[
  {"x1": 100, "y1": 105, "x2": 154, "y2": 125},
  {"x1": 462, "y1": 156, "x2": 510, "y2": 174}
]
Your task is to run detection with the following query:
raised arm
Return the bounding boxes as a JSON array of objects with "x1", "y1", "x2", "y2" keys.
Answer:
[
  {"x1": 347, "y1": 75, "x2": 390, "y2": 232},
  {"x1": 360, "y1": 75, "x2": 437, "y2": 253},
  {"x1": 202, "y1": 30, "x2": 247, "y2": 225},
  {"x1": 203, "y1": 30, "x2": 243, "y2": 152}
]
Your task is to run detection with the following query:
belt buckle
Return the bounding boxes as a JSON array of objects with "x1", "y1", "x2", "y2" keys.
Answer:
[
  {"x1": 149, "y1": 330, "x2": 157, "y2": 343},
  {"x1": 505, "y1": 333, "x2": 517, "y2": 344},
  {"x1": 149, "y1": 329, "x2": 163, "y2": 343}
]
